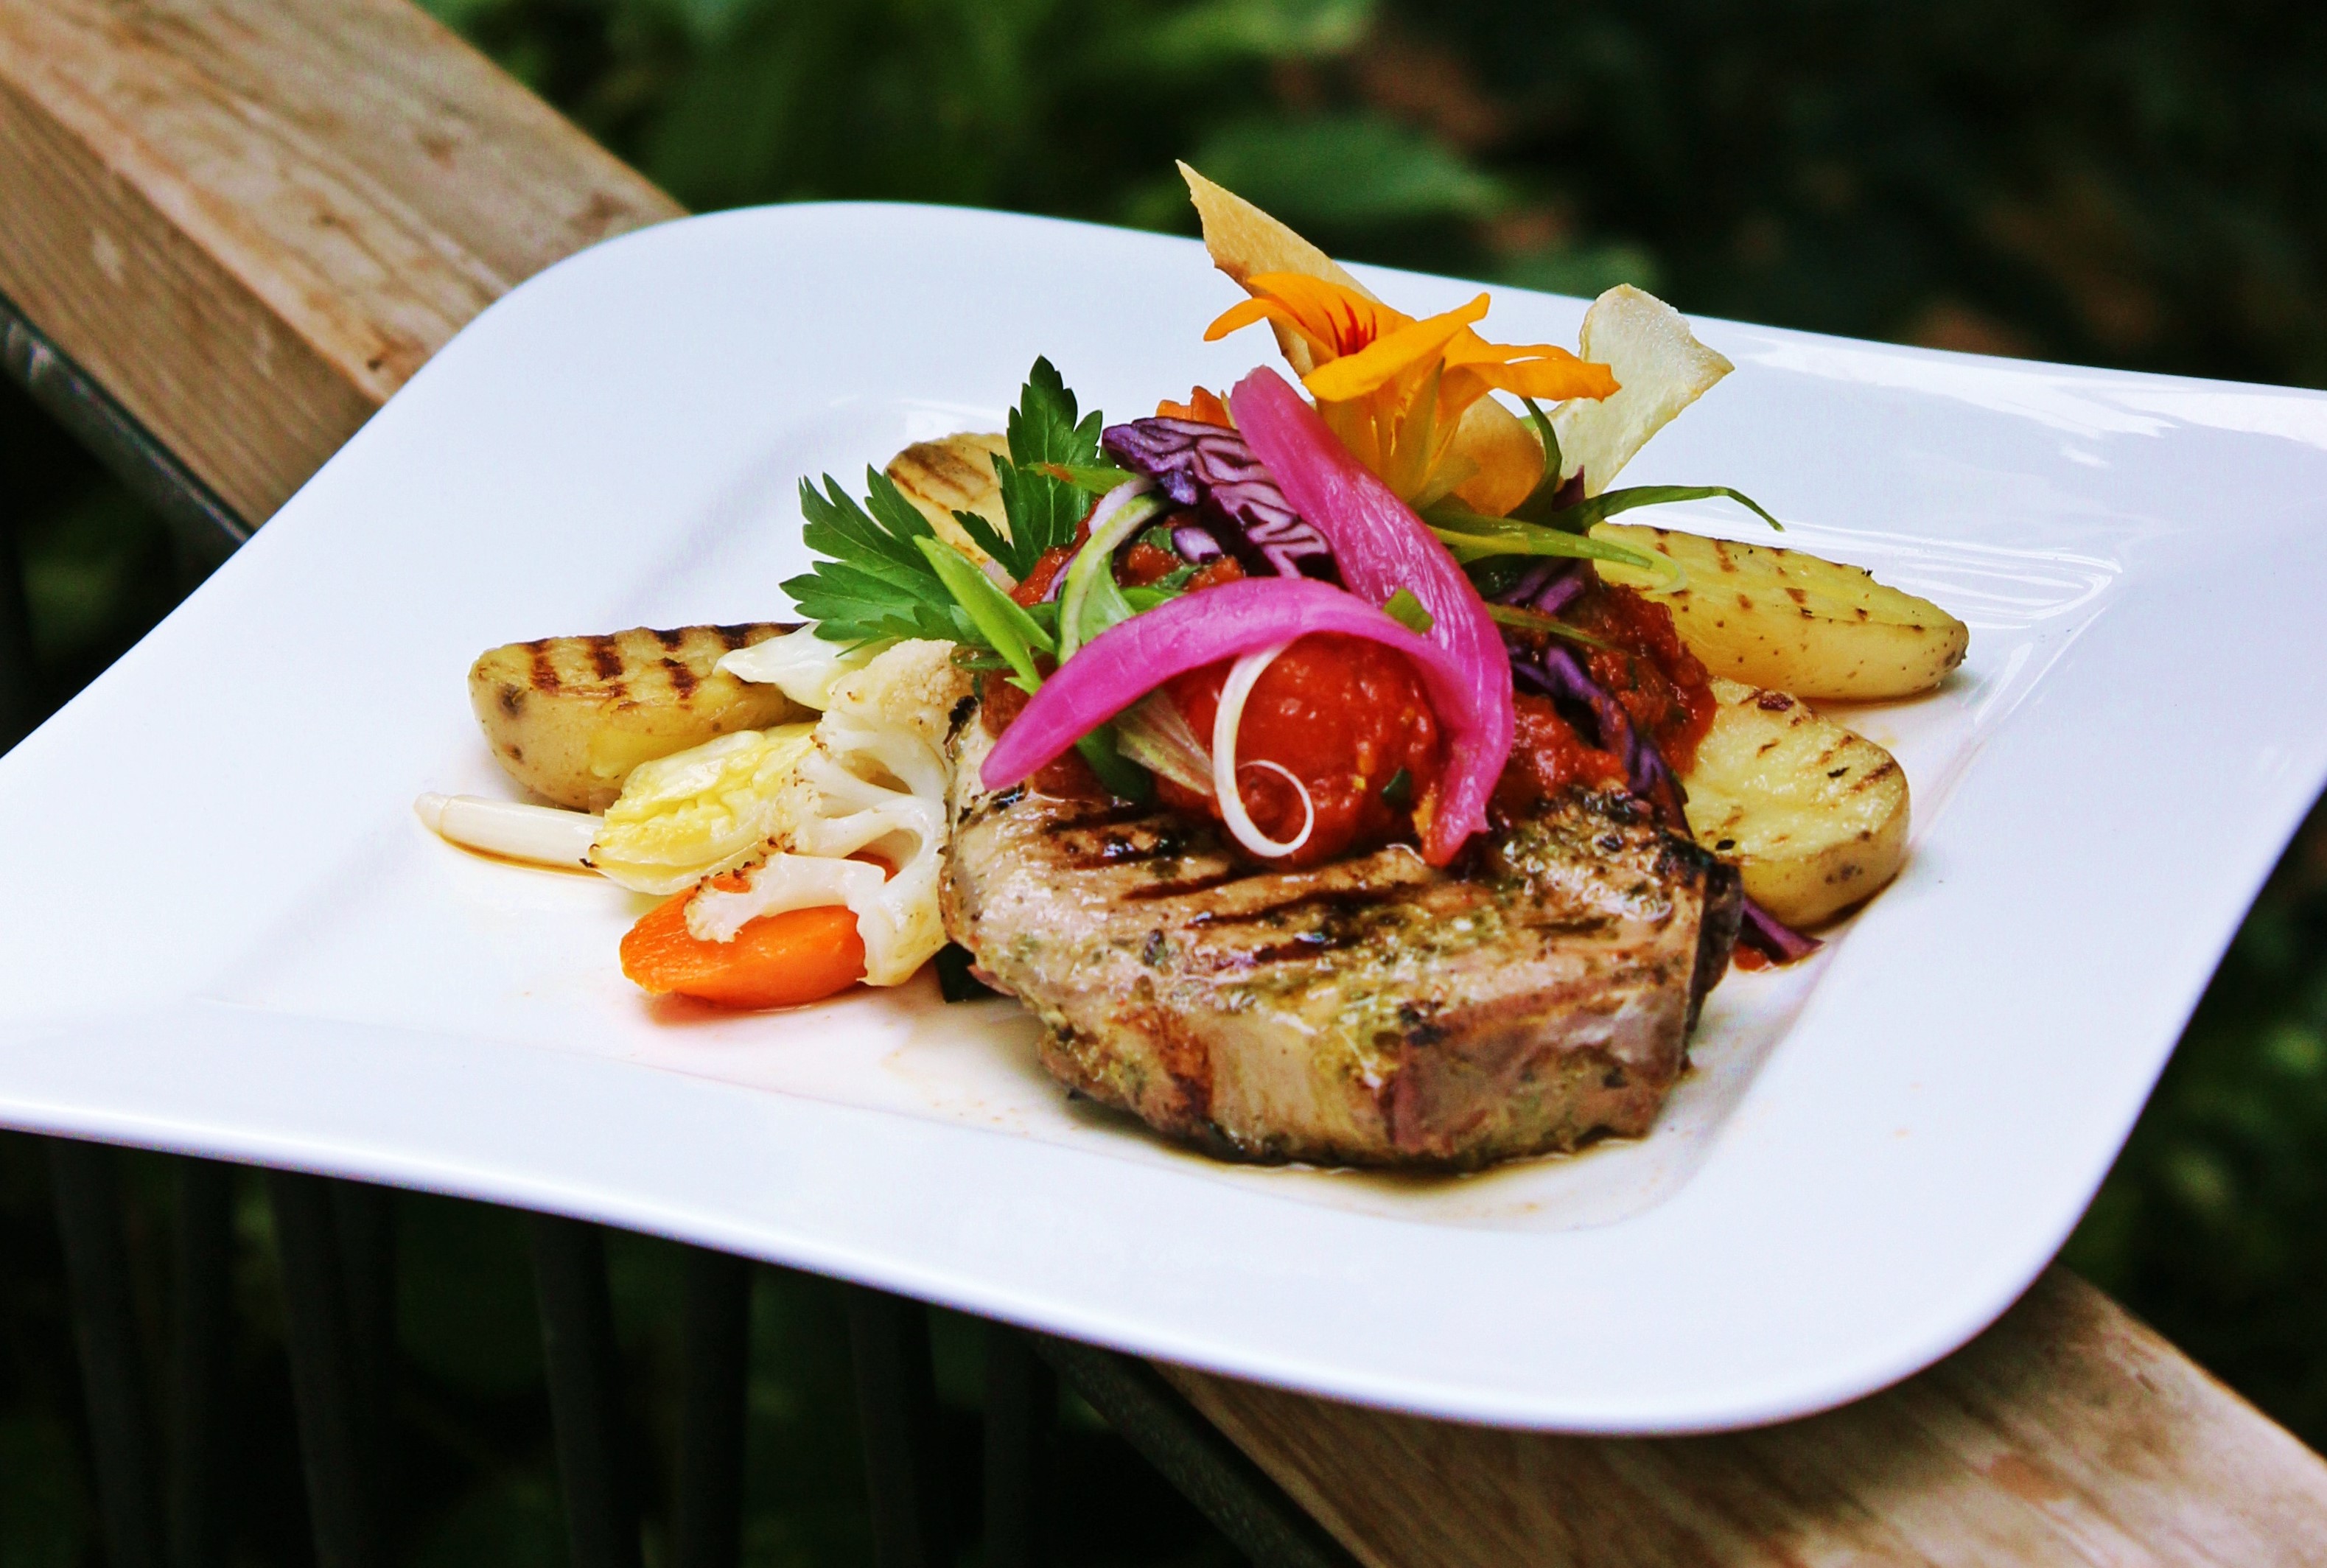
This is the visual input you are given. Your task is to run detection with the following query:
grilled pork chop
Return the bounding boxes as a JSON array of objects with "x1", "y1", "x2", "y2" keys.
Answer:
[{"x1": 942, "y1": 715, "x2": 1743, "y2": 1169}]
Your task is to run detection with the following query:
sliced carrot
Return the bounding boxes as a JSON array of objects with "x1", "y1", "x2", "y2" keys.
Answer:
[{"x1": 620, "y1": 890, "x2": 865, "y2": 1009}]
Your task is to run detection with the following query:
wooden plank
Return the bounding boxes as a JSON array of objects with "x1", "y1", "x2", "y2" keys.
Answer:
[
  {"x1": 7, "y1": 6, "x2": 2326, "y2": 1563},
  {"x1": 1164, "y1": 1268, "x2": 2327, "y2": 1567},
  {"x1": 0, "y1": 0, "x2": 681, "y2": 524}
]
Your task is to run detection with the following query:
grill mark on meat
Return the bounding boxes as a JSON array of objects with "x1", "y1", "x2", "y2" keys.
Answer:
[
  {"x1": 1054, "y1": 832, "x2": 1189, "y2": 869},
  {"x1": 1137, "y1": 1005, "x2": 1214, "y2": 1120},
  {"x1": 1234, "y1": 930, "x2": 1371, "y2": 966},
  {"x1": 1036, "y1": 797, "x2": 1203, "y2": 834},
  {"x1": 1119, "y1": 869, "x2": 1253, "y2": 900},
  {"x1": 1181, "y1": 884, "x2": 1414, "y2": 929},
  {"x1": 1040, "y1": 811, "x2": 1212, "y2": 870},
  {"x1": 1516, "y1": 911, "x2": 1623, "y2": 939}
]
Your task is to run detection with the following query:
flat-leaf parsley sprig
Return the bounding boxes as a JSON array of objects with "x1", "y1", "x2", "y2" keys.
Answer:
[
  {"x1": 780, "y1": 469, "x2": 976, "y2": 646},
  {"x1": 780, "y1": 357, "x2": 1100, "y2": 646},
  {"x1": 779, "y1": 359, "x2": 1150, "y2": 797},
  {"x1": 955, "y1": 357, "x2": 1104, "y2": 581}
]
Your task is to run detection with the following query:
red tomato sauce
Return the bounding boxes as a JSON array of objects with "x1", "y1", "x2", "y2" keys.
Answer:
[
  {"x1": 1160, "y1": 633, "x2": 1443, "y2": 867},
  {"x1": 977, "y1": 668, "x2": 1106, "y2": 799},
  {"x1": 1010, "y1": 544, "x2": 1076, "y2": 607},
  {"x1": 1564, "y1": 579, "x2": 1716, "y2": 773},
  {"x1": 1119, "y1": 539, "x2": 1182, "y2": 586},
  {"x1": 1492, "y1": 692, "x2": 1627, "y2": 816}
]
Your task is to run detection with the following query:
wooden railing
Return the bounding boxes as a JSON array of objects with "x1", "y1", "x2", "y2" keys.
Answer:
[{"x1": 7, "y1": 3, "x2": 2327, "y2": 1564}]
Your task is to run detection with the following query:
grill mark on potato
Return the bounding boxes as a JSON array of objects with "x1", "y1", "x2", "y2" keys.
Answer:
[
  {"x1": 662, "y1": 657, "x2": 699, "y2": 699},
  {"x1": 1847, "y1": 760, "x2": 1902, "y2": 795},
  {"x1": 528, "y1": 644, "x2": 563, "y2": 694},
  {"x1": 908, "y1": 447, "x2": 981, "y2": 493},
  {"x1": 587, "y1": 637, "x2": 624, "y2": 682},
  {"x1": 890, "y1": 439, "x2": 1004, "y2": 511},
  {"x1": 653, "y1": 627, "x2": 685, "y2": 651}
]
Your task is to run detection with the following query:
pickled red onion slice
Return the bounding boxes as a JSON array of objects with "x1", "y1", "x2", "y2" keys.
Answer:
[{"x1": 1226, "y1": 368, "x2": 1513, "y2": 863}]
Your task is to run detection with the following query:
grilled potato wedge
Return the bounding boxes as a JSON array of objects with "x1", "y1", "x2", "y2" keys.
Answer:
[
  {"x1": 1592, "y1": 524, "x2": 1967, "y2": 700},
  {"x1": 469, "y1": 625, "x2": 806, "y2": 811},
  {"x1": 1680, "y1": 678, "x2": 1908, "y2": 926},
  {"x1": 886, "y1": 433, "x2": 1009, "y2": 569}
]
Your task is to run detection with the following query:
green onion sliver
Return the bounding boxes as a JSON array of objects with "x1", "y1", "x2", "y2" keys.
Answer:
[
  {"x1": 919, "y1": 536, "x2": 1149, "y2": 799},
  {"x1": 1424, "y1": 509, "x2": 1687, "y2": 592},
  {"x1": 1481, "y1": 603, "x2": 1613, "y2": 651},
  {"x1": 915, "y1": 536, "x2": 1054, "y2": 692},
  {"x1": 1549, "y1": 483, "x2": 1784, "y2": 533},
  {"x1": 1058, "y1": 492, "x2": 1166, "y2": 661},
  {"x1": 1039, "y1": 461, "x2": 1144, "y2": 494}
]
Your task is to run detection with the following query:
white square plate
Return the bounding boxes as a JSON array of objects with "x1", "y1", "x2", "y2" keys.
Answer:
[{"x1": 5, "y1": 204, "x2": 2326, "y2": 1432}]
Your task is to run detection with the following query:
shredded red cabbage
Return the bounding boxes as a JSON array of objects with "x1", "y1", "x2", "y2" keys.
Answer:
[
  {"x1": 1739, "y1": 897, "x2": 1822, "y2": 964},
  {"x1": 1170, "y1": 524, "x2": 1225, "y2": 564},
  {"x1": 1101, "y1": 418, "x2": 1341, "y2": 582},
  {"x1": 1523, "y1": 643, "x2": 1690, "y2": 826},
  {"x1": 1494, "y1": 559, "x2": 1588, "y2": 617}
]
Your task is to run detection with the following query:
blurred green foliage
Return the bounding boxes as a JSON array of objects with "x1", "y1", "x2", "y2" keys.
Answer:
[
  {"x1": 2060, "y1": 805, "x2": 2327, "y2": 1441},
  {"x1": 8, "y1": 0, "x2": 2327, "y2": 1559}
]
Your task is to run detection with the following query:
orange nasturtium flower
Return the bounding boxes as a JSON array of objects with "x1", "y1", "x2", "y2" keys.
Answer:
[{"x1": 1204, "y1": 273, "x2": 1619, "y2": 506}]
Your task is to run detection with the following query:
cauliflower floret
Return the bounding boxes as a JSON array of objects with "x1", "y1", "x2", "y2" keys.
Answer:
[
  {"x1": 688, "y1": 640, "x2": 971, "y2": 985},
  {"x1": 588, "y1": 724, "x2": 817, "y2": 895},
  {"x1": 822, "y1": 638, "x2": 971, "y2": 749}
]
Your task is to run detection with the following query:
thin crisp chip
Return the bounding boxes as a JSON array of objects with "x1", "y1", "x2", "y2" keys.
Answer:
[
  {"x1": 1550, "y1": 286, "x2": 1734, "y2": 497},
  {"x1": 886, "y1": 432, "x2": 1009, "y2": 567},
  {"x1": 1180, "y1": 160, "x2": 1371, "y2": 375}
]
